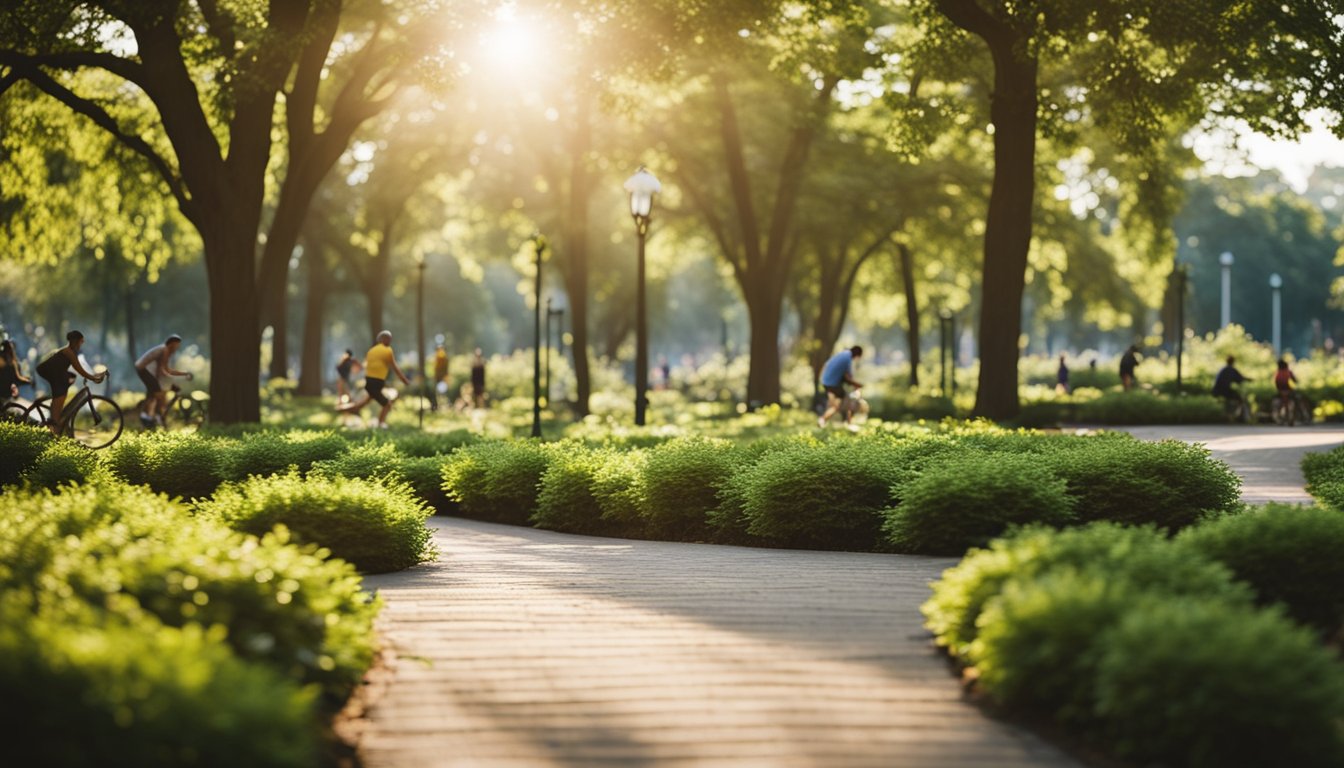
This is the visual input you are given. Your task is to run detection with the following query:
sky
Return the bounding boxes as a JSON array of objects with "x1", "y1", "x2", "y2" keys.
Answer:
[{"x1": 1194, "y1": 112, "x2": 1344, "y2": 193}]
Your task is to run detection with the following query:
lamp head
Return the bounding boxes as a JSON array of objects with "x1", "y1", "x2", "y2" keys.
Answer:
[
  {"x1": 1269, "y1": 273, "x2": 1283, "y2": 289},
  {"x1": 1219, "y1": 251, "x2": 1234, "y2": 267},
  {"x1": 624, "y1": 166, "x2": 661, "y2": 220}
]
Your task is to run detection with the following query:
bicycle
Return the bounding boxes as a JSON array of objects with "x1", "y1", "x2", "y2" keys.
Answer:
[
  {"x1": 1271, "y1": 391, "x2": 1314, "y2": 426},
  {"x1": 1221, "y1": 393, "x2": 1251, "y2": 424},
  {"x1": 26, "y1": 375, "x2": 124, "y2": 449},
  {"x1": 136, "y1": 382, "x2": 208, "y2": 429}
]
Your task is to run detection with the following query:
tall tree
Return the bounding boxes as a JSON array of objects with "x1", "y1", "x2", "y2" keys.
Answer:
[{"x1": 919, "y1": 0, "x2": 1344, "y2": 419}]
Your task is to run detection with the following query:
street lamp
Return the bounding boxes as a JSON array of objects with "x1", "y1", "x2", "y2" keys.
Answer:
[
  {"x1": 624, "y1": 166, "x2": 661, "y2": 426},
  {"x1": 1174, "y1": 260, "x2": 1189, "y2": 392},
  {"x1": 1219, "y1": 251, "x2": 1235, "y2": 328},
  {"x1": 545, "y1": 300, "x2": 565, "y2": 407},
  {"x1": 416, "y1": 254, "x2": 426, "y2": 430},
  {"x1": 530, "y1": 234, "x2": 546, "y2": 438},
  {"x1": 1269, "y1": 273, "x2": 1283, "y2": 354},
  {"x1": 939, "y1": 309, "x2": 954, "y2": 398}
]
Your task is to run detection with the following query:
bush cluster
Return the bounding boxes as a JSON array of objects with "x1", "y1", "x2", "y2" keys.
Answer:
[
  {"x1": 105, "y1": 431, "x2": 230, "y2": 499},
  {"x1": 0, "y1": 481, "x2": 385, "y2": 766},
  {"x1": 0, "y1": 420, "x2": 52, "y2": 485},
  {"x1": 441, "y1": 439, "x2": 556, "y2": 525},
  {"x1": 925, "y1": 522, "x2": 1344, "y2": 767}
]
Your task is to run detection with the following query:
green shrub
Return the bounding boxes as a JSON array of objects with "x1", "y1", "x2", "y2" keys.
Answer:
[
  {"x1": 106, "y1": 432, "x2": 229, "y2": 500},
  {"x1": 923, "y1": 524, "x2": 1251, "y2": 660},
  {"x1": 399, "y1": 455, "x2": 453, "y2": 513},
  {"x1": 534, "y1": 446, "x2": 624, "y2": 536},
  {"x1": 0, "y1": 482, "x2": 379, "y2": 702},
  {"x1": 200, "y1": 472, "x2": 435, "y2": 573},
  {"x1": 0, "y1": 600, "x2": 317, "y2": 768},
  {"x1": 885, "y1": 453, "x2": 1075, "y2": 555},
  {"x1": 1046, "y1": 438, "x2": 1240, "y2": 530},
  {"x1": 0, "y1": 421, "x2": 54, "y2": 485},
  {"x1": 23, "y1": 438, "x2": 105, "y2": 490},
  {"x1": 708, "y1": 434, "x2": 822, "y2": 541},
  {"x1": 311, "y1": 441, "x2": 404, "y2": 481},
  {"x1": 640, "y1": 437, "x2": 741, "y2": 540},
  {"x1": 223, "y1": 430, "x2": 347, "y2": 480},
  {"x1": 1179, "y1": 504, "x2": 1344, "y2": 638},
  {"x1": 1303, "y1": 445, "x2": 1344, "y2": 510},
  {"x1": 441, "y1": 440, "x2": 555, "y2": 525},
  {"x1": 735, "y1": 440, "x2": 905, "y2": 550},
  {"x1": 377, "y1": 429, "x2": 480, "y2": 457},
  {"x1": 589, "y1": 448, "x2": 647, "y2": 536},
  {"x1": 1093, "y1": 599, "x2": 1344, "y2": 768}
]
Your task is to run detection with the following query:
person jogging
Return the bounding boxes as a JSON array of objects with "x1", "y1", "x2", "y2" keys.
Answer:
[{"x1": 337, "y1": 330, "x2": 410, "y2": 428}]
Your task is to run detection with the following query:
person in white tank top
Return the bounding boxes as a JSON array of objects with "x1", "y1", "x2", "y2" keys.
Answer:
[{"x1": 135, "y1": 334, "x2": 193, "y2": 427}]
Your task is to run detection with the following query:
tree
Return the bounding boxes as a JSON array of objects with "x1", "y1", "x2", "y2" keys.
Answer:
[
  {"x1": 919, "y1": 0, "x2": 1344, "y2": 419},
  {"x1": 0, "y1": 1, "x2": 468, "y2": 422}
]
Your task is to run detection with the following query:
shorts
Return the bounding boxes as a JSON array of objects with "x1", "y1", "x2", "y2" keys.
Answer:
[
  {"x1": 366, "y1": 377, "x2": 389, "y2": 407},
  {"x1": 824, "y1": 384, "x2": 846, "y2": 400},
  {"x1": 137, "y1": 367, "x2": 162, "y2": 394},
  {"x1": 37, "y1": 363, "x2": 70, "y2": 399}
]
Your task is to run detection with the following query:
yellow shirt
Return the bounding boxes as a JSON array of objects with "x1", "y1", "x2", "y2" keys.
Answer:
[{"x1": 365, "y1": 343, "x2": 395, "y2": 380}]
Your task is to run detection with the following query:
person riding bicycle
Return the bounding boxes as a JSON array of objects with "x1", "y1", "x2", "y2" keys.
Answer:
[
  {"x1": 818, "y1": 345, "x2": 864, "y2": 429},
  {"x1": 135, "y1": 334, "x2": 193, "y2": 428},
  {"x1": 1211, "y1": 355, "x2": 1249, "y2": 411},
  {"x1": 1274, "y1": 358, "x2": 1300, "y2": 411},
  {"x1": 35, "y1": 330, "x2": 106, "y2": 436},
  {"x1": 0, "y1": 339, "x2": 32, "y2": 403}
]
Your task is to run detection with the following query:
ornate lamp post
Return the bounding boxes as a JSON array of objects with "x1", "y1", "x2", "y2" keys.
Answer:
[
  {"x1": 624, "y1": 166, "x2": 661, "y2": 426},
  {"x1": 530, "y1": 234, "x2": 546, "y2": 438}
]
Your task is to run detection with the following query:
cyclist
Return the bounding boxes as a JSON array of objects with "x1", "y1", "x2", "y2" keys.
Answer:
[
  {"x1": 1274, "y1": 358, "x2": 1300, "y2": 414},
  {"x1": 335, "y1": 348, "x2": 362, "y2": 403},
  {"x1": 818, "y1": 345, "x2": 864, "y2": 429},
  {"x1": 135, "y1": 334, "x2": 194, "y2": 428},
  {"x1": 337, "y1": 330, "x2": 410, "y2": 428},
  {"x1": 35, "y1": 330, "x2": 106, "y2": 435},
  {"x1": 1211, "y1": 355, "x2": 1250, "y2": 415},
  {"x1": 0, "y1": 339, "x2": 32, "y2": 402}
]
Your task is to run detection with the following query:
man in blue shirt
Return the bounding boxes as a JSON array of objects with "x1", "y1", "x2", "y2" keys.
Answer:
[{"x1": 819, "y1": 345, "x2": 863, "y2": 428}]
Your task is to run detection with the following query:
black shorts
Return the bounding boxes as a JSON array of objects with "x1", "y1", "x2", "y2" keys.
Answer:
[
  {"x1": 37, "y1": 362, "x2": 70, "y2": 399},
  {"x1": 137, "y1": 367, "x2": 162, "y2": 394},
  {"x1": 366, "y1": 377, "x2": 389, "y2": 406},
  {"x1": 825, "y1": 384, "x2": 846, "y2": 399}
]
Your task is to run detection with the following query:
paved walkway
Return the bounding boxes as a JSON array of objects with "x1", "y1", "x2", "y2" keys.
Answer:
[
  {"x1": 1113, "y1": 424, "x2": 1344, "y2": 504},
  {"x1": 357, "y1": 519, "x2": 1077, "y2": 767},
  {"x1": 353, "y1": 425, "x2": 1343, "y2": 767}
]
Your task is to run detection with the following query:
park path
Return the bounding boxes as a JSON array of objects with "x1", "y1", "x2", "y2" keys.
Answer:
[
  {"x1": 355, "y1": 518, "x2": 1078, "y2": 768},
  {"x1": 1114, "y1": 424, "x2": 1344, "y2": 504}
]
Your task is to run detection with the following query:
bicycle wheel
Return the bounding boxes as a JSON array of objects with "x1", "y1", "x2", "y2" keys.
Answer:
[
  {"x1": 25, "y1": 397, "x2": 52, "y2": 427},
  {"x1": 1298, "y1": 397, "x2": 1315, "y2": 425},
  {"x1": 66, "y1": 395, "x2": 124, "y2": 449},
  {"x1": 2, "y1": 401, "x2": 29, "y2": 423},
  {"x1": 1271, "y1": 398, "x2": 1291, "y2": 426}
]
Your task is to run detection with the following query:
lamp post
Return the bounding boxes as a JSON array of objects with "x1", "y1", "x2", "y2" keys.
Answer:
[
  {"x1": 530, "y1": 234, "x2": 545, "y2": 438},
  {"x1": 1175, "y1": 262, "x2": 1188, "y2": 392},
  {"x1": 1219, "y1": 251, "x2": 1234, "y2": 328},
  {"x1": 545, "y1": 301, "x2": 564, "y2": 406},
  {"x1": 416, "y1": 255, "x2": 426, "y2": 430},
  {"x1": 624, "y1": 166, "x2": 661, "y2": 426},
  {"x1": 1269, "y1": 273, "x2": 1283, "y2": 354},
  {"x1": 938, "y1": 309, "x2": 953, "y2": 397}
]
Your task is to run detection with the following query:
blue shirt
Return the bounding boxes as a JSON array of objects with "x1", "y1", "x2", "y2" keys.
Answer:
[{"x1": 821, "y1": 350, "x2": 854, "y2": 387}]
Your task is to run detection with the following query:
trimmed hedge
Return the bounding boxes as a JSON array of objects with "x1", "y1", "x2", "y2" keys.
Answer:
[
  {"x1": 199, "y1": 472, "x2": 435, "y2": 573},
  {"x1": 885, "y1": 452, "x2": 1075, "y2": 555},
  {"x1": 1303, "y1": 445, "x2": 1344, "y2": 510},
  {"x1": 533, "y1": 446, "x2": 627, "y2": 536},
  {"x1": 105, "y1": 431, "x2": 230, "y2": 500},
  {"x1": 223, "y1": 430, "x2": 348, "y2": 481},
  {"x1": 0, "y1": 420, "x2": 52, "y2": 485},
  {"x1": 23, "y1": 438, "x2": 105, "y2": 490},
  {"x1": 1093, "y1": 599, "x2": 1344, "y2": 767},
  {"x1": 441, "y1": 440, "x2": 556, "y2": 525},
  {"x1": 1179, "y1": 504, "x2": 1344, "y2": 638},
  {"x1": 639, "y1": 437, "x2": 741, "y2": 540}
]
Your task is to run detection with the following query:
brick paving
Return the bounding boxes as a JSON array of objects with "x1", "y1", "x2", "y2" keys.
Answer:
[{"x1": 357, "y1": 519, "x2": 1078, "y2": 767}]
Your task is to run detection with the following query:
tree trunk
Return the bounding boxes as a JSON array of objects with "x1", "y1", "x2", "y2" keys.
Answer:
[
  {"x1": 202, "y1": 225, "x2": 262, "y2": 424},
  {"x1": 971, "y1": 41, "x2": 1037, "y2": 420},
  {"x1": 898, "y1": 242, "x2": 921, "y2": 388},
  {"x1": 744, "y1": 284, "x2": 783, "y2": 406},
  {"x1": 124, "y1": 280, "x2": 138, "y2": 369},
  {"x1": 296, "y1": 244, "x2": 328, "y2": 396},
  {"x1": 564, "y1": 87, "x2": 593, "y2": 416}
]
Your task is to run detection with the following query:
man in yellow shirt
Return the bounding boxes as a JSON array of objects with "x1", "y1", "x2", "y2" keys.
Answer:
[{"x1": 337, "y1": 330, "x2": 409, "y2": 428}]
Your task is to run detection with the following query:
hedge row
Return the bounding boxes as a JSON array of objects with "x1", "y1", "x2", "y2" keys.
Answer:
[
  {"x1": 925, "y1": 518, "x2": 1344, "y2": 767},
  {"x1": 439, "y1": 428, "x2": 1242, "y2": 554},
  {"x1": 0, "y1": 481, "x2": 382, "y2": 767}
]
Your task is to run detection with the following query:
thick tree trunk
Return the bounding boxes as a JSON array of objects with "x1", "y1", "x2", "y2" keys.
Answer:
[
  {"x1": 972, "y1": 45, "x2": 1038, "y2": 420},
  {"x1": 898, "y1": 242, "x2": 921, "y2": 388},
  {"x1": 564, "y1": 87, "x2": 593, "y2": 416},
  {"x1": 744, "y1": 285, "x2": 783, "y2": 406},
  {"x1": 296, "y1": 245, "x2": 328, "y2": 396},
  {"x1": 202, "y1": 225, "x2": 262, "y2": 424}
]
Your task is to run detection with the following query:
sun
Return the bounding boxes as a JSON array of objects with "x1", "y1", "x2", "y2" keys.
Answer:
[{"x1": 475, "y1": 4, "x2": 543, "y2": 77}]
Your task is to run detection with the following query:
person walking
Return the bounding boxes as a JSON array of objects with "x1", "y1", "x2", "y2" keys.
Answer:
[
  {"x1": 0, "y1": 339, "x2": 32, "y2": 403},
  {"x1": 1119, "y1": 345, "x2": 1140, "y2": 391},
  {"x1": 337, "y1": 331, "x2": 410, "y2": 428},
  {"x1": 430, "y1": 343, "x2": 449, "y2": 411},
  {"x1": 1056, "y1": 354, "x2": 1070, "y2": 394},
  {"x1": 470, "y1": 348, "x2": 487, "y2": 408},
  {"x1": 135, "y1": 334, "x2": 193, "y2": 428},
  {"x1": 818, "y1": 345, "x2": 864, "y2": 429},
  {"x1": 35, "y1": 330, "x2": 106, "y2": 436},
  {"x1": 335, "y1": 349, "x2": 363, "y2": 404}
]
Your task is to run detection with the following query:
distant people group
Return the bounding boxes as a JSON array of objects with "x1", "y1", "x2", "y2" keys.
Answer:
[{"x1": 331, "y1": 334, "x2": 490, "y2": 428}]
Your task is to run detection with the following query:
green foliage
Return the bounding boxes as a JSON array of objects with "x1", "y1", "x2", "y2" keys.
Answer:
[
  {"x1": 441, "y1": 440, "x2": 556, "y2": 525},
  {"x1": 1093, "y1": 600, "x2": 1344, "y2": 768},
  {"x1": 399, "y1": 455, "x2": 454, "y2": 513},
  {"x1": 1045, "y1": 437, "x2": 1240, "y2": 529},
  {"x1": 223, "y1": 430, "x2": 348, "y2": 481},
  {"x1": 923, "y1": 524, "x2": 1251, "y2": 660},
  {"x1": 640, "y1": 437, "x2": 741, "y2": 540},
  {"x1": 1303, "y1": 445, "x2": 1344, "y2": 510},
  {"x1": 735, "y1": 439, "x2": 906, "y2": 550},
  {"x1": 104, "y1": 431, "x2": 229, "y2": 500},
  {"x1": 368, "y1": 428, "x2": 481, "y2": 457},
  {"x1": 708, "y1": 434, "x2": 823, "y2": 541},
  {"x1": 885, "y1": 453, "x2": 1075, "y2": 555},
  {"x1": 0, "y1": 600, "x2": 317, "y2": 768},
  {"x1": 0, "y1": 482, "x2": 377, "y2": 702},
  {"x1": 0, "y1": 420, "x2": 52, "y2": 485},
  {"x1": 24, "y1": 438, "x2": 104, "y2": 490},
  {"x1": 1179, "y1": 504, "x2": 1344, "y2": 638},
  {"x1": 200, "y1": 472, "x2": 435, "y2": 574},
  {"x1": 1015, "y1": 391, "x2": 1226, "y2": 427},
  {"x1": 311, "y1": 441, "x2": 404, "y2": 481},
  {"x1": 589, "y1": 448, "x2": 648, "y2": 535},
  {"x1": 534, "y1": 446, "x2": 632, "y2": 536}
]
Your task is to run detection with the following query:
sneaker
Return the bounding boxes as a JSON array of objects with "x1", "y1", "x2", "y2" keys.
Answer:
[
  {"x1": 139, "y1": 413, "x2": 153, "y2": 428},
  {"x1": 378, "y1": 422, "x2": 390, "y2": 430},
  {"x1": 846, "y1": 423, "x2": 860, "y2": 433},
  {"x1": 817, "y1": 416, "x2": 826, "y2": 429}
]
